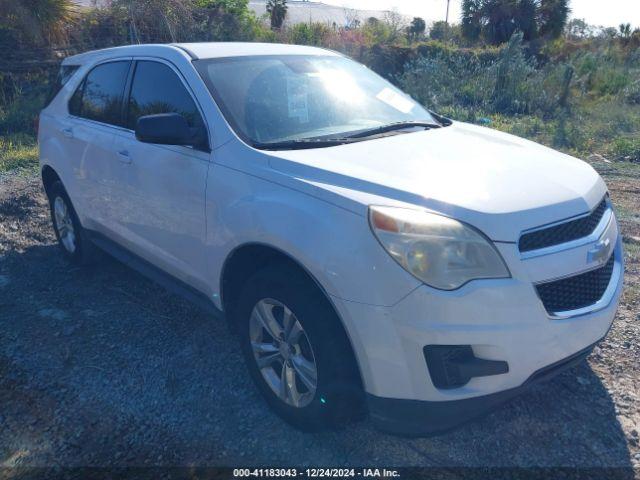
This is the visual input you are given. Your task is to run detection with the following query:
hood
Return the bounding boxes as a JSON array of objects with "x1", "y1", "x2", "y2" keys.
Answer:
[{"x1": 264, "y1": 122, "x2": 606, "y2": 242}]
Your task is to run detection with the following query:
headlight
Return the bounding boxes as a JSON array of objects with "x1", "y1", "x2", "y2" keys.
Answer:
[{"x1": 369, "y1": 206, "x2": 510, "y2": 290}]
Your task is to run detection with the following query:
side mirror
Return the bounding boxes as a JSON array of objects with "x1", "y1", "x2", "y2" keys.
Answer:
[{"x1": 135, "y1": 113, "x2": 208, "y2": 151}]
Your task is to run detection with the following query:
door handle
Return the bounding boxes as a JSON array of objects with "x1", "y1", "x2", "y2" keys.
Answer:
[
  {"x1": 117, "y1": 150, "x2": 132, "y2": 164},
  {"x1": 61, "y1": 127, "x2": 73, "y2": 138}
]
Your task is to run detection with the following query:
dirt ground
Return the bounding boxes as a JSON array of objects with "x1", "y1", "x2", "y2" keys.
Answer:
[{"x1": 0, "y1": 168, "x2": 639, "y2": 477}]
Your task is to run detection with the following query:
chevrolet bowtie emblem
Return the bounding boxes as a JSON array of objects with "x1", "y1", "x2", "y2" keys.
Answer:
[{"x1": 587, "y1": 237, "x2": 611, "y2": 265}]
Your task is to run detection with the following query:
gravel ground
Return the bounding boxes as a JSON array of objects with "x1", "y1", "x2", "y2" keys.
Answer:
[{"x1": 0, "y1": 170, "x2": 639, "y2": 476}]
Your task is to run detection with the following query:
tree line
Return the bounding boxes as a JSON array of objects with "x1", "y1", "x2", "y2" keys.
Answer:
[{"x1": 1, "y1": 0, "x2": 639, "y2": 135}]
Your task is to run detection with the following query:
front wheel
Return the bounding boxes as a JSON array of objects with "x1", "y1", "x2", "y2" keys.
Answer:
[{"x1": 236, "y1": 264, "x2": 363, "y2": 431}]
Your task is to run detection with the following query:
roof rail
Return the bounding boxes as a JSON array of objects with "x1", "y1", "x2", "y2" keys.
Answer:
[{"x1": 171, "y1": 44, "x2": 198, "y2": 60}]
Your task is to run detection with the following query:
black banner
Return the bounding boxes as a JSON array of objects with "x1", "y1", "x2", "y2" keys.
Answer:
[{"x1": 1, "y1": 467, "x2": 637, "y2": 480}]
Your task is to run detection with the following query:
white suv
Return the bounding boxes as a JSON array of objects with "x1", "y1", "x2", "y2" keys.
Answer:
[{"x1": 39, "y1": 43, "x2": 623, "y2": 436}]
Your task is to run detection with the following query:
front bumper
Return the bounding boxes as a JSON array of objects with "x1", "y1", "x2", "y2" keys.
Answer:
[
  {"x1": 367, "y1": 340, "x2": 599, "y2": 436},
  {"x1": 330, "y1": 221, "x2": 623, "y2": 435}
]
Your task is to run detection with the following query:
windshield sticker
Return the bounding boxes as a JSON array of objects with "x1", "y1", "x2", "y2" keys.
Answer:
[
  {"x1": 286, "y1": 76, "x2": 309, "y2": 124},
  {"x1": 376, "y1": 88, "x2": 415, "y2": 114}
]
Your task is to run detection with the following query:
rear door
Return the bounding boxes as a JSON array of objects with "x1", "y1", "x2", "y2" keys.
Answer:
[
  {"x1": 110, "y1": 59, "x2": 211, "y2": 291},
  {"x1": 62, "y1": 59, "x2": 132, "y2": 230}
]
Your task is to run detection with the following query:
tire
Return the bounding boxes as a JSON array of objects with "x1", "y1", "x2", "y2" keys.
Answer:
[
  {"x1": 47, "y1": 181, "x2": 99, "y2": 265},
  {"x1": 236, "y1": 263, "x2": 364, "y2": 431}
]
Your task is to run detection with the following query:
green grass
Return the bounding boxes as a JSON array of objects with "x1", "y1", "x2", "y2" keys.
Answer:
[
  {"x1": 591, "y1": 159, "x2": 640, "y2": 181},
  {"x1": 0, "y1": 134, "x2": 38, "y2": 174},
  {"x1": 615, "y1": 203, "x2": 640, "y2": 224}
]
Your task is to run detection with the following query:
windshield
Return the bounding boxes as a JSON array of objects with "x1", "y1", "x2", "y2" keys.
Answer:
[{"x1": 194, "y1": 55, "x2": 437, "y2": 148}]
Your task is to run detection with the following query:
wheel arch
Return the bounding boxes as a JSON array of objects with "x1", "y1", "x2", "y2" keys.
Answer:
[
  {"x1": 220, "y1": 242, "x2": 365, "y2": 392},
  {"x1": 41, "y1": 164, "x2": 62, "y2": 197},
  {"x1": 221, "y1": 242, "x2": 334, "y2": 320}
]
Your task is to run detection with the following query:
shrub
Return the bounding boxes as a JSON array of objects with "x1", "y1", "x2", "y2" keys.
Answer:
[
  {"x1": 288, "y1": 22, "x2": 335, "y2": 47},
  {"x1": 622, "y1": 79, "x2": 640, "y2": 105},
  {"x1": 0, "y1": 89, "x2": 46, "y2": 135},
  {"x1": 593, "y1": 68, "x2": 631, "y2": 96},
  {"x1": 609, "y1": 137, "x2": 640, "y2": 162},
  {"x1": 491, "y1": 34, "x2": 537, "y2": 113},
  {"x1": 399, "y1": 34, "x2": 548, "y2": 115}
]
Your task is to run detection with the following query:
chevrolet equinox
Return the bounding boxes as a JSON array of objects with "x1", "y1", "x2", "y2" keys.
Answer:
[{"x1": 38, "y1": 43, "x2": 624, "y2": 435}]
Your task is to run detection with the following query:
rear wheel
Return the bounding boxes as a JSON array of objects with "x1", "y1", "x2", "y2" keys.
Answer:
[
  {"x1": 47, "y1": 181, "x2": 98, "y2": 265},
  {"x1": 236, "y1": 264, "x2": 363, "y2": 431}
]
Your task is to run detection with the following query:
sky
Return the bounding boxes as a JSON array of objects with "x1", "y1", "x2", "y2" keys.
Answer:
[{"x1": 319, "y1": 0, "x2": 640, "y2": 28}]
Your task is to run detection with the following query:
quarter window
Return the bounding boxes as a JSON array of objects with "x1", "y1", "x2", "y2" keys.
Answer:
[
  {"x1": 46, "y1": 65, "x2": 80, "y2": 107},
  {"x1": 69, "y1": 61, "x2": 131, "y2": 126},
  {"x1": 126, "y1": 61, "x2": 204, "y2": 131}
]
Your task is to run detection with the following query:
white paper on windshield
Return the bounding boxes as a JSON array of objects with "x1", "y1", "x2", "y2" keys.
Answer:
[
  {"x1": 286, "y1": 76, "x2": 309, "y2": 124},
  {"x1": 376, "y1": 88, "x2": 415, "y2": 114}
]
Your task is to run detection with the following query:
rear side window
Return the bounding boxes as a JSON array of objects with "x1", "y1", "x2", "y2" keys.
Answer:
[
  {"x1": 126, "y1": 61, "x2": 204, "y2": 131},
  {"x1": 69, "y1": 61, "x2": 131, "y2": 126},
  {"x1": 45, "y1": 65, "x2": 80, "y2": 107}
]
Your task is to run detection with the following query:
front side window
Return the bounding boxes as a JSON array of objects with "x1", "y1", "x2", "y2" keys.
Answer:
[
  {"x1": 69, "y1": 61, "x2": 131, "y2": 126},
  {"x1": 126, "y1": 61, "x2": 205, "y2": 131},
  {"x1": 194, "y1": 55, "x2": 437, "y2": 148}
]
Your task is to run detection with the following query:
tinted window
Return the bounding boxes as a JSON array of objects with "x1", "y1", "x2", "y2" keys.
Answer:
[
  {"x1": 70, "y1": 61, "x2": 130, "y2": 125},
  {"x1": 68, "y1": 79, "x2": 84, "y2": 116},
  {"x1": 46, "y1": 65, "x2": 80, "y2": 107},
  {"x1": 127, "y1": 61, "x2": 204, "y2": 131}
]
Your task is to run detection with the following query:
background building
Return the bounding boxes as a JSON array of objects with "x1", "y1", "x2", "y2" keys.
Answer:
[{"x1": 248, "y1": 1, "x2": 397, "y2": 27}]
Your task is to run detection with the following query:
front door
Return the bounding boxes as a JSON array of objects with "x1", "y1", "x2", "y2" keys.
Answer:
[{"x1": 110, "y1": 59, "x2": 211, "y2": 291}]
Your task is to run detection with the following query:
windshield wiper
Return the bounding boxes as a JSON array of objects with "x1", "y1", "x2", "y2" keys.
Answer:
[
  {"x1": 339, "y1": 121, "x2": 442, "y2": 140},
  {"x1": 429, "y1": 110, "x2": 453, "y2": 126},
  {"x1": 254, "y1": 120, "x2": 445, "y2": 150},
  {"x1": 254, "y1": 138, "x2": 358, "y2": 151}
]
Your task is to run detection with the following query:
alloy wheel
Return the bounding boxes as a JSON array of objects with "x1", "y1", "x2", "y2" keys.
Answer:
[
  {"x1": 53, "y1": 196, "x2": 76, "y2": 254},
  {"x1": 249, "y1": 298, "x2": 318, "y2": 408}
]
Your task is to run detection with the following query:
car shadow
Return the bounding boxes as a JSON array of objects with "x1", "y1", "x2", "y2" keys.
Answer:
[{"x1": 0, "y1": 243, "x2": 635, "y2": 474}]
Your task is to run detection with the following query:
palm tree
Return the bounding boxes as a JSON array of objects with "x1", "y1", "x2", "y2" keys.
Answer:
[
  {"x1": 538, "y1": 0, "x2": 571, "y2": 39},
  {"x1": 619, "y1": 23, "x2": 632, "y2": 39},
  {"x1": 406, "y1": 17, "x2": 426, "y2": 41},
  {"x1": 461, "y1": 0, "x2": 483, "y2": 41},
  {"x1": 461, "y1": 0, "x2": 570, "y2": 44},
  {"x1": 267, "y1": 0, "x2": 287, "y2": 30},
  {"x1": 0, "y1": 0, "x2": 76, "y2": 46}
]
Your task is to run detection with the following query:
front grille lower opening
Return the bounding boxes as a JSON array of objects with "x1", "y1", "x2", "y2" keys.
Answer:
[{"x1": 536, "y1": 255, "x2": 615, "y2": 314}]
